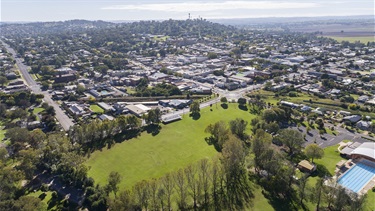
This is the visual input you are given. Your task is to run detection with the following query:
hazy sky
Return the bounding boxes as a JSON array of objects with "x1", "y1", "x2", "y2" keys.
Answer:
[{"x1": 1, "y1": 0, "x2": 374, "y2": 22}]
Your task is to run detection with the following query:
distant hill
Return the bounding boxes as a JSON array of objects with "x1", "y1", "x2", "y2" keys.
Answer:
[{"x1": 209, "y1": 15, "x2": 374, "y2": 25}]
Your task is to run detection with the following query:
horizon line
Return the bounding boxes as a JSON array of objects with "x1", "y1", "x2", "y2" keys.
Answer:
[{"x1": 1, "y1": 14, "x2": 373, "y2": 23}]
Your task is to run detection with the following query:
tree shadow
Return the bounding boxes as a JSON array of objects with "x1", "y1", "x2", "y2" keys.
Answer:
[
  {"x1": 221, "y1": 103, "x2": 228, "y2": 109},
  {"x1": 47, "y1": 197, "x2": 59, "y2": 210},
  {"x1": 262, "y1": 189, "x2": 298, "y2": 211},
  {"x1": 38, "y1": 192, "x2": 47, "y2": 200},
  {"x1": 113, "y1": 129, "x2": 141, "y2": 143},
  {"x1": 312, "y1": 164, "x2": 332, "y2": 177},
  {"x1": 144, "y1": 124, "x2": 161, "y2": 136},
  {"x1": 238, "y1": 105, "x2": 248, "y2": 111},
  {"x1": 190, "y1": 113, "x2": 201, "y2": 120}
]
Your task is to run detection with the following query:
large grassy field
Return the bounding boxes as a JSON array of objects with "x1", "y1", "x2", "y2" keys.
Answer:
[
  {"x1": 85, "y1": 103, "x2": 256, "y2": 190},
  {"x1": 324, "y1": 36, "x2": 374, "y2": 43}
]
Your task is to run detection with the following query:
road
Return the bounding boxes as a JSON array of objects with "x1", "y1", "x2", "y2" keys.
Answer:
[
  {"x1": 1, "y1": 40, "x2": 74, "y2": 131},
  {"x1": 161, "y1": 81, "x2": 263, "y2": 120}
]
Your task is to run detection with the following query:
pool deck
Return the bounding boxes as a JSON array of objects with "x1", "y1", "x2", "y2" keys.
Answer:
[
  {"x1": 335, "y1": 159, "x2": 375, "y2": 195},
  {"x1": 360, "y1": 176, "x2": 375, "y2": 195}
]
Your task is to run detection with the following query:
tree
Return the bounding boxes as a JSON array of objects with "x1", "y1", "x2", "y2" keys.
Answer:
[
  {"x1": 0, "y1": 76, "x2": 8, "y2": 87},
  {"x1": 273, "y1": 76, "x2": 282, "y2": 83},
  {"x1": 190, "y1": 101, "x2": 200, "y2": 116},
  {"x1": 220, "y1": 97, "x2": 228, "y2": 104},
  {"x1": 207, "y1": 52, "x2": 218, "y2": 59},
  {"x1": 133, "y1": 180, "x2": 150, "y2": 210},
  {"x1": 305, "y1": 144, "x2": 324, "y2": 163},
  {"x1": 109, "y1": 190, "x2": 134, "y2": 211},
  {"x1": 278, "y1": 129, "x2": 304, "y2": 156},
  {"x1": 145, "y1": 108, "x2": 162, "y2": 125},
  {"x1": 161, "y1": 173, "x2": 174, "y2": 211},
  {"x1": 174, "y1": 169, "x2": 187, "y2": 209},
  {"x1": 5, "y1": 127, "x2": 30, "y2": 152},
  {"x1": 262, "y1": 109, "x2": 278, "y2": 123},
  {"x1": 221, "y1": 135, "x2": 252, "y2": 209},
  {"x1": 205, "y1": 121, "x2": 230, "y2": 151},
  {"x1": 76, "y1": 84, "x2": 86, "y2": 95},
  {"x1": 198, "y1": 158, "x2": 210, "y2": 207},
  {"x1": 12, "y1": 196, "x2": 46, "y2": 211},
  {"x1": 184, "y1": 164, "x2": 199, "y2": 209},
  {"x1": 107, "y1": 171, "x2": 122, "y2": 197},
  {"x1": 16, "y1": 149, "x2": 39, "y2": 180},
  {"x1": 237, "y1": 97, "x2": 246, "y2": 106},
  {"x1": 298, "y1": 174, "x2": 309, "y2": 206},
  {"x1": 310, "y1": 178, "x2": 324, "y2": 210},
  {"x1": 315, "y1": 118, "x2": 324, "y2": 129},
  {"x1": 229, "y1": 118, "x2": 248, "y2": 141}
]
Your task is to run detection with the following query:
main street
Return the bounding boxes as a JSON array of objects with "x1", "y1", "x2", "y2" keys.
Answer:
[{"x1": 1, "y1": 40, "x2": 74, "y2": 131}]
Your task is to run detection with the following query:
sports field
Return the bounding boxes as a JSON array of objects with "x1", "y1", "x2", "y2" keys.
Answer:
[{"x1": 85, "y1": 103, "x2": 256, "y2": 190}]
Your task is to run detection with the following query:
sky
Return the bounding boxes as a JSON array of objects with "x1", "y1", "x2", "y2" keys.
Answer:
[{"x1": 0, "y1": 0, "x2": 374, "y2": 22}]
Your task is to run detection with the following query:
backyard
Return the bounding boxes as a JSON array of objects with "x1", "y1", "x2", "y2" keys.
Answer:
[{"x1": 89, "y1": 105, "x2": 104, "y2": 114}]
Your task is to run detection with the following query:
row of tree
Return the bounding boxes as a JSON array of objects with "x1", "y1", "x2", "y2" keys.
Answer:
[{"x1": 109, "y1": 136, "x2": 252, "y2": 210}]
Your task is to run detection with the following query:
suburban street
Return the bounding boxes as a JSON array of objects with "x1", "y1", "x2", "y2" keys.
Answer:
[{"x1": 1, "y1": 40, "x2": 74, "y2": 131}]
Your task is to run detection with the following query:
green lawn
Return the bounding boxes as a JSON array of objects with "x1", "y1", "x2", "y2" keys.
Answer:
[
  {"x1": 89, "y1": 105, "x2": 104, "y2": 114},
  {"x1": 28, "y1": 190, "x2": 52, "y2": 208},
  {"x1": 366, "y1": 191, "x2": 375, "y2": 211},
  {"x1": 314, "y1": 144, "x2": 344, "y2": 176},
  {"x1": 32, "y1": 107, "x2": 45, "y2": 121},
  {"x1": 249, "y1": 187, "x2": 274, "y2": 211},
  {"x1": 85, "y1": 103, "x2": 256, "y2": 190},
  {"x1": 324, "y1": 36, "x2": 374, "y2": 43}
]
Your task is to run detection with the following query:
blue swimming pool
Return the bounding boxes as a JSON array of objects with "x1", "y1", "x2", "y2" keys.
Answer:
[{"x1": 338, "y1": 161, "x2": 375, "y2": 193}]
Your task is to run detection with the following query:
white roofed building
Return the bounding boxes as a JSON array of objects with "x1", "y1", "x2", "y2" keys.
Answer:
[{"x1": 350, "y1": 142, "x2": 375, "y2": 162}]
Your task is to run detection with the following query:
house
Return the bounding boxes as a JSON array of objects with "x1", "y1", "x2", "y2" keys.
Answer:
[
  {"x1": 297, "y1": 160, "x2": 316, "y2": 173},
  {"x1": 161, "y1": 114, "x2": 182, "y2": 124},
  {"x1": 358, "y1": 95, "x2": 370, "y2": 103},
  {"x1": 27, "y1": 121, "x2": 42, "y2": 130},
  {"x1": 126, "y1": 104, "x2": 151, "y2": 117},
  {"x1": 148, "y1": 72, "x2": 170, "y2": 82},
  {"x1": 54, "y1": 74, "x2": 76, "y2": 83},
  {"x1": 343, "y1": 115, "x2": 361, "y2": 123},
  {"x1": 6, "y1": 72, "x2": 17, "y2": 80},
  {"x1": 356, "y1": 121, "x2": 371, "y2": 130},
  {"x1": 97, "y1": 102, "x2": 114, "y2": 112},
  {"x1": 300, "y1": 105, "x2": 312, "y2": 112},
  {"x1": 98, "y1": 114, "x2": 115, "y2": 121},
  {"x1": 68, "y1": 104, "x2": 86, "y2": 117},
  {"x1": 339, "y1": 110, "x2": 351, "y2": 116},
  {"x1": 225, "y1": 82, "x2": 239, "y2": 91},
  {"x1": 159, "y1": 99, "x2": 192, "y2": 109},
  {"x1": 350, "y1": 142, "x2": 375, "y2": 162},
  {"x1": 280, "y1": 101, "x2": 299, "y2": 108},
  {"x1": 190, "y1": 86, "x2": 212, "y2": 94}
]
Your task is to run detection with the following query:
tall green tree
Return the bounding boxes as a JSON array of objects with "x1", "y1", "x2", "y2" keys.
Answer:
[
  {"x1": 205, "y1": 121, "x2": 230, "y2": 151},
  {"x1": 221, "y1": 135, "x2": 253, "y2": 209},
  {"x1": 190, "y1": 101, "x2": 200, "y2": 116},
  {"x1": 107, "y1": 171, "x2": 122, "y2": 197},
  {"x1": 229, "y1": 118, "x2": 248, "y2": 142},
  {"x1": 305, "y1": 144, "x2": 324, "y2": 163},
  {"x1": 278, "y1": 129, "x2": 304, "y2": 156}
]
